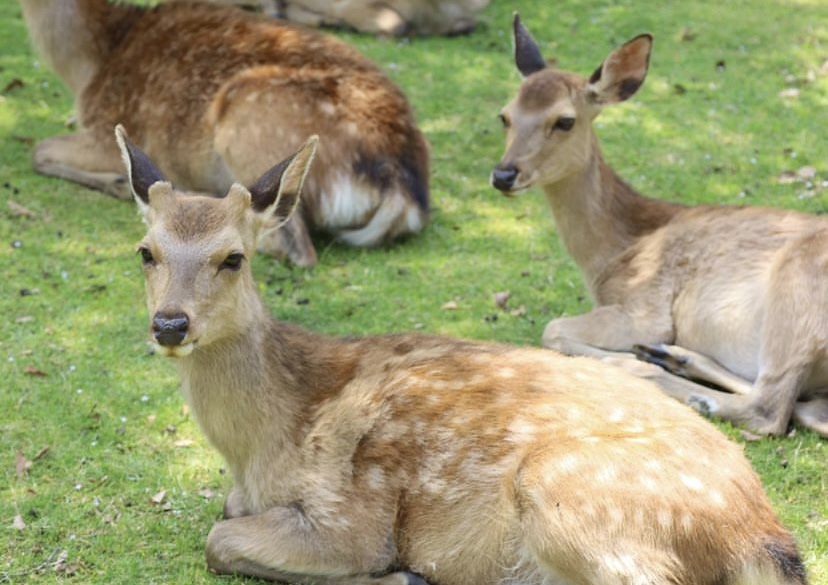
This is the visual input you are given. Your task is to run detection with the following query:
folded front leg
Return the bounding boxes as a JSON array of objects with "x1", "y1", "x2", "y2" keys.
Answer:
[
  {"x1": 33, "y1": 130, "x2": 131, "y2": 199},
  {"x1": 206, "y1": 501, "x2": 408, "y2": 584}
]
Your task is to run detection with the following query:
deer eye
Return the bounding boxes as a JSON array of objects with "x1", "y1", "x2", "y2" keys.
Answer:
[
  {"x1": 555, "y1": 117, "x2": 576, "y2": 131},
  {"x1": 138, "y1": 246, "x2": 155, "y2": 266},
  {"x1": 498, "y1": 113, "x2": 511, "y2": 129},
  {"x1": 220, "y1": 253, "x2": 245, "y2": 272}
]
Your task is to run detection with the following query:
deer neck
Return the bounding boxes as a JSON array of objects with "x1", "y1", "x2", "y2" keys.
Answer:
[
  {"x1": 174, "y1": 309, "x2": 305, "y2": 483},
  {"x1": 542, "y1": 143, "x2": 679, "y2": 297},
  {"x1": 20, "y1": 0, "x2": 136, "y2": 99}
]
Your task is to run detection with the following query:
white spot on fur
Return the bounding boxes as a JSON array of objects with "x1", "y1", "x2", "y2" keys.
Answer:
[
  {"x1": 366, "y1": 466, "x2": 386, "y2": 490},
  {"x1": 596, "y1": 466, "x2": 617, "y2": 484},
  {"x1": 709, "y1": 489, "x2": 726, "y2": 507},
  {"x1": 607, "y1": 407, "x2": 625, "y2": 423},
  {"x1": 497, "y1": 367, "x2": 516, "y2": 379},
  {"x1": 318, "y1": 101, "x2": 336, "y2": 116},
  {"x1": 506, "y1": 418, "x2": 537, "y2": 444},
  {"x1": 679, "y1": 473, "x2": 704, "y2": 492},
  {"x1": 657, "y1": 508, "x2": 673, "y2": 529},
  {"x1": 558, "y1": 454, "x2": 580, "y2": 472},
  {"x1": 638, "y1": 475, "x2": 658, "y2": 491}
]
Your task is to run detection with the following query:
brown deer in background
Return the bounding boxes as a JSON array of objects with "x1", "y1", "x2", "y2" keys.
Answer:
[
  {"x1": 19, "y1": 0, "x2": 429, "y2": 266},
  {"x1": 117, "y1": 124, "x2": 808, "y2": 585},
  {"x1": 204, "y1": 0, "x2": 490, "y2": 37},
  {"x1": 491, "y1": 14, "x2": 828, "y2": 438}
]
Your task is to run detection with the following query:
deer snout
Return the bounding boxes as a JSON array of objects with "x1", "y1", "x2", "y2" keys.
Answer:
[
  {"x1": 491, "y1": 164, "x2": 519, "y2": 192},
  {"x1": 152, "y1": 312, "x2": 190, "y2": 347}
]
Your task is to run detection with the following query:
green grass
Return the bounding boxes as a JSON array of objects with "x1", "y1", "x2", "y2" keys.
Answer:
[{"x1": 1, "y1": 0, "x2": 827, "y2": 583}]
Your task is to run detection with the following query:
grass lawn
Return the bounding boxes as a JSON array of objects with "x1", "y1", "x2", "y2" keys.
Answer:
[{"x1": 1, "y1": 0, "x2": 826, "y2": 583}]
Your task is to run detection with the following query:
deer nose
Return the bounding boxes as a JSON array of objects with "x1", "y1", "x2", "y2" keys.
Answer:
[
  {"x1": 152, "y1": 312, "x2": 190, "y2": 347},
  {"x1": 491, "y1": 165, "x2": 518, "y2": 191}
]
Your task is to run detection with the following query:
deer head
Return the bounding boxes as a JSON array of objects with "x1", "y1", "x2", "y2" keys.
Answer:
[
  {"x1": 491, "y1": 14, "x2": 652, "y2": 195},
  {"x1": 115, "y1": 124, "x2": 318, "y2": 357}
]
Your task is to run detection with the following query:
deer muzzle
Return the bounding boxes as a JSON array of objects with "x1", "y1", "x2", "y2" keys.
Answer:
[{"x1": 152, "y1": 312, "x2": 190, "y2": 347}]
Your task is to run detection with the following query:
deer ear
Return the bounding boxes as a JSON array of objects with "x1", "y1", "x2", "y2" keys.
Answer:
[
  {"x1": 586, "y1": 34, "x2": 653, "y2": 106},
  {"x1": 115, "y1": 124, "x2": 167, "y2": 216},
  {"x1": 249, "y1": 135, "x2": 318, "y2": 228},
  {"x1": 513, "y1": 13, "x2": 546, "y2": 78}
]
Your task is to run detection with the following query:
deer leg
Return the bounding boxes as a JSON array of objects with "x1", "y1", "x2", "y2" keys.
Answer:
[
  {"x1": 222, "y1": 485, "x2": 251, "y2": 519},
  {"x1": 542, "y1": 304, "x2": 675, "y2": 362},
  {"x1": 632, "y1": 344, "x2": 754, "y2": 395},
  {"x1": 258, "y1": 211, "x2": 318, "y2": 266},
  {"x1": 793, "y1": 398, "x2": 828, "y2": 438},
  {"x1": 206, "y1": 503, "x2": 408, "y2": 584},
  {"x1": 32, "y1": 130, "x2": 131, "y2": 199}
]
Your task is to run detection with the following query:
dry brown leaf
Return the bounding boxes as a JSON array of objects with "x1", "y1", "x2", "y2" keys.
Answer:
[
  {"x1": 7, "y1": 200, "x2": 36, "y2": 218},
  {"x1": 16, "y1": 450, "x2": 31, "y2": 480},
  {"x1": 174, "y1": 438, "x2": 194, "y2": 447},
  {"x1": 494, "y1": 291, "x2": 511, "y2": 310},
  {"x1": 150, "y1": 489, "x2": 167, "y2": 505},
  {"x1": 12, "y1": 514, "x2": 26, "y2": 530},
  {"x1": 24, "y1": 365, "x2": 47, "y2": 377},
  {"x1": 441, "y1": 300, "x2": 458, "y2": 310}
]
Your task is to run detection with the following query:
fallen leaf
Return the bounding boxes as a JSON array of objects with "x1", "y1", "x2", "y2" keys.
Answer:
[
  {"x1": 2, "y1": 78, "x2": 24, "y2": 93},
  {"x1": 24, "y1": 365, "x2": 47, "y2": 377},
  {"x1": 198, "y1": 488, "x2": 217, "y2": 501},
  {"x1": 777, "y1": 170, "x2": 798, "y2": 184},
  {"x1": 34, "y1": 445, "x2": 49, "y2": 461},
  {"x1": 510, "y1": 305, "x2": 527, "y2": 317},
  {"x1": 174, "y1": 438, "x2": 194, "y2": 447},
  {"x1": 796, "y1": 165, "x2": 816, "y2": 180},
  {"x1": 441, "y1": 300, "x2": 458, "y2": 310},
  {"x1": 15, "y1": 315, "x2": 34, "y2": 324},
  {"x1": 150, "y1": 490, "x2": 167, "y2": 505},
  {"x1": 12, "y1": 514, "x2": 26, "y2": 530},
  {"x1": 778, "y1": 88, "x2": 800, "y2": 99},
  {"x1": 494, "y1": 291, "x2": 511, "y2": 310},
  {"x1": 16, "y1": 451, "x2": 31, "y2": 480},
  {"x1": 7, "y1": 200, "x2": 36, "y2": 218}
]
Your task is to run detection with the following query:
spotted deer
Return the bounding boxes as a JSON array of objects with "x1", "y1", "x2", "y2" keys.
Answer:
[
  {"x1": 491, "y1": 14, "x2": 828, "y2": 438},
  {"x1": 19, "y1": 0, "x2": 429, "y2": 266},
  {"x1": 117, "y1": 125, "x2": 808, "y2": 585}
]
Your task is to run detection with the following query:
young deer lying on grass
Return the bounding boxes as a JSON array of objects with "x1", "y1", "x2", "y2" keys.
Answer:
[
  {"x1": 491, "y1": 15, "x2": 828, "y2": 438},
  {"x1": 117, "y1": 124, "x2": 808, "y2": 585},
  {"x1": 19, "y1": 0, "x2": 429, "y2": 266}
]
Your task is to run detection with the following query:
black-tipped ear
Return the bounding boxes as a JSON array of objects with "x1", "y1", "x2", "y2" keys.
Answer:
[
  {"x1": 513, "y1": 13, "x2": 546, "y2": 77},
  {"x1": 114, "y1": 124, "x2": 166, "y2": 205},
  {"x1": 248, "y1": 136, "x2": 318, "y2": 226}
]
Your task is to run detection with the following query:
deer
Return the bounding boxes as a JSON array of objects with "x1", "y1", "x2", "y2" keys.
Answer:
[
  {"x1": 18, "y1": 0, "x2": 430, "y2": 266},
  {"x1": 200, "y1": 0, "x2": 490, "y2": 37},
  {"x1": 491, "y1": 14, "x2": 828, "y2": 439},
  {"x1": 116, "y1": 123, "x2": 809, "y2": 585}
]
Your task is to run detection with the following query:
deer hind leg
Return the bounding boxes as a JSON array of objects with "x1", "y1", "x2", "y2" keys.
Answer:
[
  {"x1": 32, "y1": 129, "x2": 131, "y2": 199},
  {"x1": 632, "y1": 344, "x2": 754, "y2": 395},
  {"x1": 793, "y1": 397, "x2": 828, "y2": 438},
  {"x1": 541, "y1": 304, "x2": 681, "y2": 377}
]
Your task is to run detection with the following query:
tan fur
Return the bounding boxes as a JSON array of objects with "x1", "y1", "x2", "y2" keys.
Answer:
[
  {"x1": 19, "y1": 0, "x2": 429, "y2": 266},
  {"x1": 200, "y1": 0, "x2": 490, "y2": 36},
  {"x1": 492, "y1": 15, "x2": 828, "y2": 438},
  {"x1": 117, "y1": 127, "x2": 808, "y2": 585}
]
